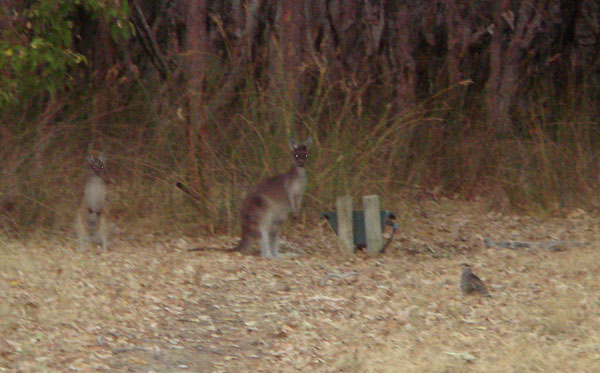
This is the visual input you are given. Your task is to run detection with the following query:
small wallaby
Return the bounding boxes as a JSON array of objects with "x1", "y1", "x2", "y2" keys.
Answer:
[
  {"x1": 75, "y1": 153, "x2": 110, "y2": 251},
  {"x1": 236, "y1": 136, "x2": 312, "y2": 258}
]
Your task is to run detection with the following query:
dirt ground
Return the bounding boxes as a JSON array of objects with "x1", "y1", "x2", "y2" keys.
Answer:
[{"x1": 2, "y1": 198, "x2": 600, "y2": 372}]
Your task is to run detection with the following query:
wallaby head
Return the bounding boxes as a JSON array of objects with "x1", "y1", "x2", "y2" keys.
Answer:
[
  {"x1": 289, "y1": 136, "x2": 312, "y2": 168},
  {"x1": 88, "y1": 153, "x2": 107, "y2": 179}
]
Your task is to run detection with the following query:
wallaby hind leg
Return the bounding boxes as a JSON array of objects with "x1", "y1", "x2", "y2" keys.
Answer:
[
  {"x1": 236, "y1": 234, "x2": 256, "y2": 254},
  {"x1": 78, "y1": 235, "x2": 87, "y2": 251},
  {"x1": 99, "y1": 217, "x2": 109, "y2": 251},
  {"x1": 268, "y1": 224, "x2": 282, "y2": 258},
  {"x1": 237, "y1": 206, "x2": 262, "y2": 254},
  {"x1": 236, "y1": 215, "x2": 259, "y2": 254},
  {"x1": 259, "y1": 226, "x2": 274, "y2": 258},
  {"x1": 100, "y1": 234, "x2": 109, "y2": 251},
  {"x1": 75, "y1": 213, "x2": 86, "y2": 251}
]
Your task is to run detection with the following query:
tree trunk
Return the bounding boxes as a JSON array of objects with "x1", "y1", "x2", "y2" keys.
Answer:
[
  {"x1": 485, "y1": 0, "x2": 543, "y2": 135},
  {"x1": 558, "y1": 0, "x2": 582, "y2": 98},
  {"x1": 385, "y1": 3, "x2": 417, "y2": 111},
  {"x1": 183, "y1": 0, "x2": 209, "y2": 206},
  {"x1": 270, "y1": 0, "x2": 305, "y2": 133}
]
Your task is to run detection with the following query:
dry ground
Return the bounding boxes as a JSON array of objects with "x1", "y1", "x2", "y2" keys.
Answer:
[{"x1": 2, "y1": 199, "x2": 600, "y2": 372}]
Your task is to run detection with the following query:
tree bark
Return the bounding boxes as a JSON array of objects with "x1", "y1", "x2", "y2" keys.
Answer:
[
  {"x1": 183, "y1": 0, "x2": 209, "y2": 205},
  {"x1": 210, "y1": 0, "x2": 263, "y2": 112}
]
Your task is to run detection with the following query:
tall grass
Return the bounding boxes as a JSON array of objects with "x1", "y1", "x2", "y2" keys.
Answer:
[{"x1": 1, "y1": 57, "x2": 599, "y2": 238}]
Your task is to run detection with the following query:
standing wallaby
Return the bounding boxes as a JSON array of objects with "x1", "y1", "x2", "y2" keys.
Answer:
[
  {"x1": 75, "y1": 153, "x2": 110, "y2": 251},
  {"x1": 235, "y1": 136, "x2": 312, "y2": 258}
]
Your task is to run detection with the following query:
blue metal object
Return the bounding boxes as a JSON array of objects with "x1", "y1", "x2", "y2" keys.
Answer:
[{"x1": 321, "y1": 210, "x2": 396, "y2": 248}]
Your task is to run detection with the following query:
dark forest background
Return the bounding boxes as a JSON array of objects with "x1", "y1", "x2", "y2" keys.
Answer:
[{"x1": 1, "y1": 0, "x2": 599, "y2": 234}]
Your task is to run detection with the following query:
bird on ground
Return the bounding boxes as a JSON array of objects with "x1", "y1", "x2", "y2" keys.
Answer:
[{"x1": 460, "y1": 263, "x2": 490, "y2": 297}]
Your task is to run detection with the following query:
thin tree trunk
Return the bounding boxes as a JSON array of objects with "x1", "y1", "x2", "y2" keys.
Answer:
[
  {"x1": 270, "y1": 0, "x2": 305, "y2": 132},
  {"x1": 183, "y1": 0, "x2": 208, "y2": 206},
  {"x1": 386, "y1": 4, "x2": 417, "y2": 111},
  {"x1": 444, "y1": 0, "x2": 464, "y2": 85}
]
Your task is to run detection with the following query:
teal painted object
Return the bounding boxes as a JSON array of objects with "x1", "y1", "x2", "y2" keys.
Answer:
[{"x1": 321, "y1": 210, "x2": 397, "y2": 248}]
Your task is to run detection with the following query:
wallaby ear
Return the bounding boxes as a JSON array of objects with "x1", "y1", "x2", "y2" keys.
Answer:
[
  {"x1": 87, "y1": 154, "x2": 95, "y2": 164},
  {"x1": 289, "y1": 138, "x2": 298, "y2": 150},
  {"x1": 303, "y1": 135, "x2": 312, "y2": 147}
]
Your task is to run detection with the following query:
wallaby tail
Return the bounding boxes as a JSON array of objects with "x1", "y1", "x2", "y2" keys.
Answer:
[
  {"x1": 187, "y1": 237, "x2": 252, "y2": 254},
  {"x1": 187, "y1": 244, "x2": 242, "y2": 253}
]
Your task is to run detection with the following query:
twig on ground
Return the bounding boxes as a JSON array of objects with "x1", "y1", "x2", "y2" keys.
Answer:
[
  {"x1": 195, "y1": 345, "x2": 234, "y2": 356},
  {"x1": 320, "y1": 271, "x2": 359, "y2": 286},
  {"x1": 112, "y1": 346, "x2": 151, "y2": 354},
  {"x1": 483, "y1": 237, "x2": 582, "y2": 251}
]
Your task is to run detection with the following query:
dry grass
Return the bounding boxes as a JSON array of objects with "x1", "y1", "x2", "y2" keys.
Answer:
[
  {"x1": 3, "y1": 79, "x2": 599, "y2": 237},
  {"x1": 1, "y1": 199, "x2": 599, "y2": 372}
]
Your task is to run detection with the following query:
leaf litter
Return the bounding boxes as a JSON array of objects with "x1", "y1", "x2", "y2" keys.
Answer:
[{"x1": 1, "y1": 198, "x2": 600, "y2": 371}]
